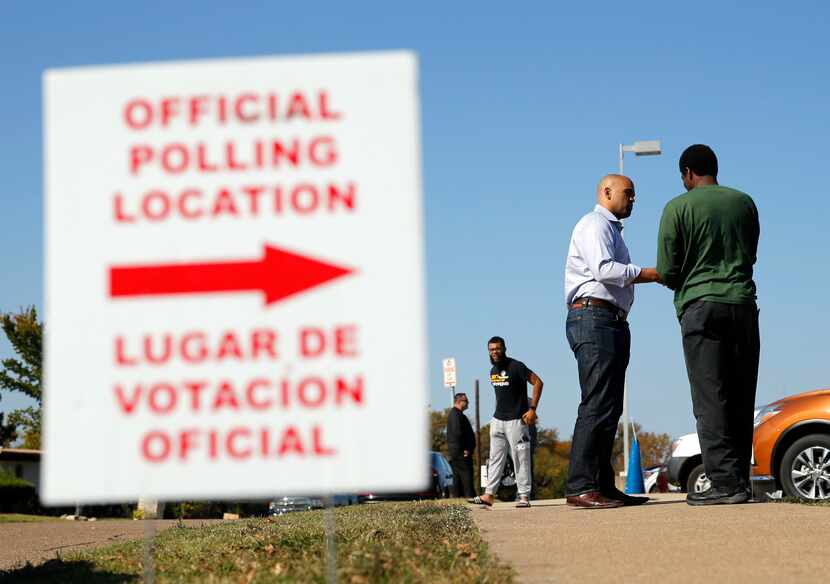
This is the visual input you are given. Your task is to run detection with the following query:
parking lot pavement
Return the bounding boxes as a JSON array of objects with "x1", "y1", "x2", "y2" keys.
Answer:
[
  {"x1": 0, "y1": 518, "x2": 221, "y2": 570},
  {"x1": 472, "y1": 493, "x2": 830, "y2": 583}
]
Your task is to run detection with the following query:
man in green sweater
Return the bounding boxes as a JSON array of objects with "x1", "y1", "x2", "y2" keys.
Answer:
[{"x1": 656, "y1": 144, "x2": 760, "y2": 506}]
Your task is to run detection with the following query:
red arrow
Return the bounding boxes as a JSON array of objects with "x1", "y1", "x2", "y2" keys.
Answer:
[{"x1": 109, "y1": 244, "x2": 354, "y2": 306}]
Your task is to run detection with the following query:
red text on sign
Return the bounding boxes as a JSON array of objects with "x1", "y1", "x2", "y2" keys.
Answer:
[
  {"x1": 140, "y1": 425, "x2": 336, "y2": 462},
  {"x1": 114, "y1": 374, "x2": 364, "y2": 414},
  {"x1": 113, "y1": 181, "x2": 356, "y2": 223},
  {"x1": 300, "y1": 325, "x2": 359, "y2": 358},
  {"x1": 115, "y1": 328, "x2": 278, "y2": 366},
  {"x1": 128, "y1": 135, "x2": 339, "y2": 176},
  {"x1": 115, "y1": 325, "x2": 358, "y2": 366},
  {"x1": 124, "y1": 91, "x2": 342, "y2": 130}
]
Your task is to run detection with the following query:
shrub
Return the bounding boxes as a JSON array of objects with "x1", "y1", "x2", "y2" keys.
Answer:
[
  {"x1": 165, "y1": 500, "x2": 269, "y2": 519},
  {"x1": 0, "y1": 469, "x2": 37, "y2": 513},
  {"x1": 79, "y1": 503, "x2": 134, "y2": 518},
  {"x1": 173, "y1": 501, "x2": 225, "y2": 519}
]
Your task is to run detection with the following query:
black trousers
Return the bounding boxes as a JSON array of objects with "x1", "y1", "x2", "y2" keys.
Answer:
[
  {"x1": 681, "y1": 301, "x2": 760, "y2": 490},
  {"x1": 565, "y1": 306, "x2": 631, "y2": 496},
  {"x1": 450, "y1": 456, "x2": 475, "y2": 498}
]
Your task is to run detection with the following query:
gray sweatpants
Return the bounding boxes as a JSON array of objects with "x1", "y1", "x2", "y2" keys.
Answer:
[{"x1": 485, "y1": 418, "x2": 532, "y2": 497}]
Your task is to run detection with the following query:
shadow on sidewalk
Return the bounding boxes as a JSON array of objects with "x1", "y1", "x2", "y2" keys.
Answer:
[{"x1": 0, "y1": 559, "x2": 137, "y2": 583}]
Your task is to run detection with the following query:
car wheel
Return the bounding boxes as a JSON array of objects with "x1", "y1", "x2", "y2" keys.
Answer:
[
  {"x1": 779, "y1": 434, "x2": 830, "y2": 501},
  {"x1": 686, "y1": 463, "x2": 711, "y2": 494}
]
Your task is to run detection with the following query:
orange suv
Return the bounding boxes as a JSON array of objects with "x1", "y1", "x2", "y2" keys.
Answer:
[{"x1": 751, "y1": 389, "x2": 830, "y2": 500}]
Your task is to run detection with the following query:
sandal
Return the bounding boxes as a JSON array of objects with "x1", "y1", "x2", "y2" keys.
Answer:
[
  {"x1": 515, "y1": 497, "x2": 531, "y2": 508},
  {"x1": 467, "y1": 496, "x2": 493, "y2": 507}
]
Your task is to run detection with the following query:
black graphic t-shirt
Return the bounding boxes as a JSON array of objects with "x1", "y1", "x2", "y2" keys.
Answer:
[{"x1": 490, "y1": 357, "x2": 532, "y2": 421}]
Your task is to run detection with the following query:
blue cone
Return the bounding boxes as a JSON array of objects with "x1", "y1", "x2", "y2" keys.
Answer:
[{"x1": 624, "y1": 435, "x2": 646, "y2": 494}]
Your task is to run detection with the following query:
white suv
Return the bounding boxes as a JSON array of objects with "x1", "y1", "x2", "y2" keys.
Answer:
[{"x1": 667, "y1": 433, "x2": 711, "y2": 493}]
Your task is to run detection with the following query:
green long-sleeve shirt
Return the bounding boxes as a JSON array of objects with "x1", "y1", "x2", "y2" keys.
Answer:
[{"x1": 656, "y1": 184, "x2": 759, "y2": 318}]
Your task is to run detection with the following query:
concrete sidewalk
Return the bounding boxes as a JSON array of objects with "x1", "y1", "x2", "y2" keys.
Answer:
[{"x1": 472, "y1": 493, "x2": 828, "y2": 583}]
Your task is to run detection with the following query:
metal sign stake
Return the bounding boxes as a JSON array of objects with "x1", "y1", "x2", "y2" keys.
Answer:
[
  {"x1": 324, "y1": 496, "x2": 337, "y2": 584},
  {"x1": 143, "y1": 514, "x2": 156, "y2": 584}
]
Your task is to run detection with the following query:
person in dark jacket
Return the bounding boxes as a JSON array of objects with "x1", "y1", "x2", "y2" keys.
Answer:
[{"x1": 447, "y1": 392, "x2": 477, "y2": 498}]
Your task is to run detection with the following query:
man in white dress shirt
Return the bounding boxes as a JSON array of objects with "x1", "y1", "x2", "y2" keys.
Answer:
[{"x1": 563, "y1": 174, "x2": 661, "y2": 509}]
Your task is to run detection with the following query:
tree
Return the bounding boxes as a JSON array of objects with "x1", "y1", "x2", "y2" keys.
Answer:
[
  {"x1": 612, "y1": 422, "x2": 672, "y2": 471},
  {"x1": 636, "y1": 430, "x2": 673, "y2": 468},
  {"x1": 0, "y1": 413, "x2": 16, "y2": 447},
  {"x1": 530, "y1": 428, "x2": 570, "y2": 499},
  {"x1": 429, "y1": 408, "x2": 450, "y2": 455},
  {"x1": 0, "y1": 307, "x2": 43, "y2": 449}
]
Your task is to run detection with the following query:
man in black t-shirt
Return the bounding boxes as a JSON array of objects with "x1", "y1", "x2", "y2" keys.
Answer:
[{"x1": 471, "y1": 336, "x2": 544, "y2": 508}]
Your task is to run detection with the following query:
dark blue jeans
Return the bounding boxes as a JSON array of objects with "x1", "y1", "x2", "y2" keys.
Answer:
[{"x1": 565, "y1": 305, "x2": 631, "y2": 496}]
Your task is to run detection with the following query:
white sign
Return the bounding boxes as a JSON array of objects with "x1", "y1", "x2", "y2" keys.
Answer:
[
  {"x1": 442, "y1": 357, "x2": 457, "y2": 388},
  {"x1": 43, "y1": 51, "x2": 427, "y2": 503}
]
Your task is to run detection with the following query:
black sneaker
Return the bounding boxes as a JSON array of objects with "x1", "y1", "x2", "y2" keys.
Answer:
[{"x1": 686, "y1": 486, "x2": 749, "y2": 506}]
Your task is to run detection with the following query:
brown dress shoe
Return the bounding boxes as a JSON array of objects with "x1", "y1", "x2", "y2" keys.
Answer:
[{"x1": 566, "y1": 491, "x2": 624, "y2": 509}]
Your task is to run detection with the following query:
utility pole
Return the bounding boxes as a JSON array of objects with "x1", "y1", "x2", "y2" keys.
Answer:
[{"x1": 474, "y1": 379, "x2": 482, "y2": 494}]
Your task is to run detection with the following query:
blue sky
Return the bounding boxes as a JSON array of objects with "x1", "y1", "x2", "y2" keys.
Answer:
[{"x1": 2, "y1": 1, "x2": 828, "y2": 439}]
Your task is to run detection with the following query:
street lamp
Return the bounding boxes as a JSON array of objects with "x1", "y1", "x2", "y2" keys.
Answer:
[
  {"x1": 617, "y1": 139, "x2": 661, "y2": 480},
  {"x1": 619, "y1": 140, "x2": 661, "y2": 174}
]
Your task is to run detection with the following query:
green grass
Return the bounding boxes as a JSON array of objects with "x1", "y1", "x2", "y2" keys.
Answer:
[
  {"x1": 0, "y1": 501, "x2": 514, "y2": 583},
  {"x1": 0, "y1": 514, "x2": 59, "y2": 523}
]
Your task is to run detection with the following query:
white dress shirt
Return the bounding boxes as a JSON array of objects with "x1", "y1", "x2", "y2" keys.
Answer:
[{"x1": 564, "y1": 204, "x2": 642, "y2": 313}]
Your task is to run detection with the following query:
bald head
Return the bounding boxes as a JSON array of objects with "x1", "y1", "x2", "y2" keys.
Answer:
[{"x1": 596, "y1": 174, "x2": 636, "y2": 219}]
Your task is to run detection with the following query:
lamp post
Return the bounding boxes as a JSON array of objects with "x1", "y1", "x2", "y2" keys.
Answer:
[
  {"x1": 618, "y1": 139, "x2": 661, "y2": 479},
  {"x1": 619, "y1": 140, "x2": 661, "y2": 174}
]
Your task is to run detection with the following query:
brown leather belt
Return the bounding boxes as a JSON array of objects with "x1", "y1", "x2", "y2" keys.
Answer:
[{"x1": 569, "y1": 297, "x2": 627, "y2": 320}]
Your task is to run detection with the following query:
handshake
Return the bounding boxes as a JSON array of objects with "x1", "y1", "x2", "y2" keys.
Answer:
[{"x1": 633, "y1": 267, "x2": 661, "y2": 285}]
